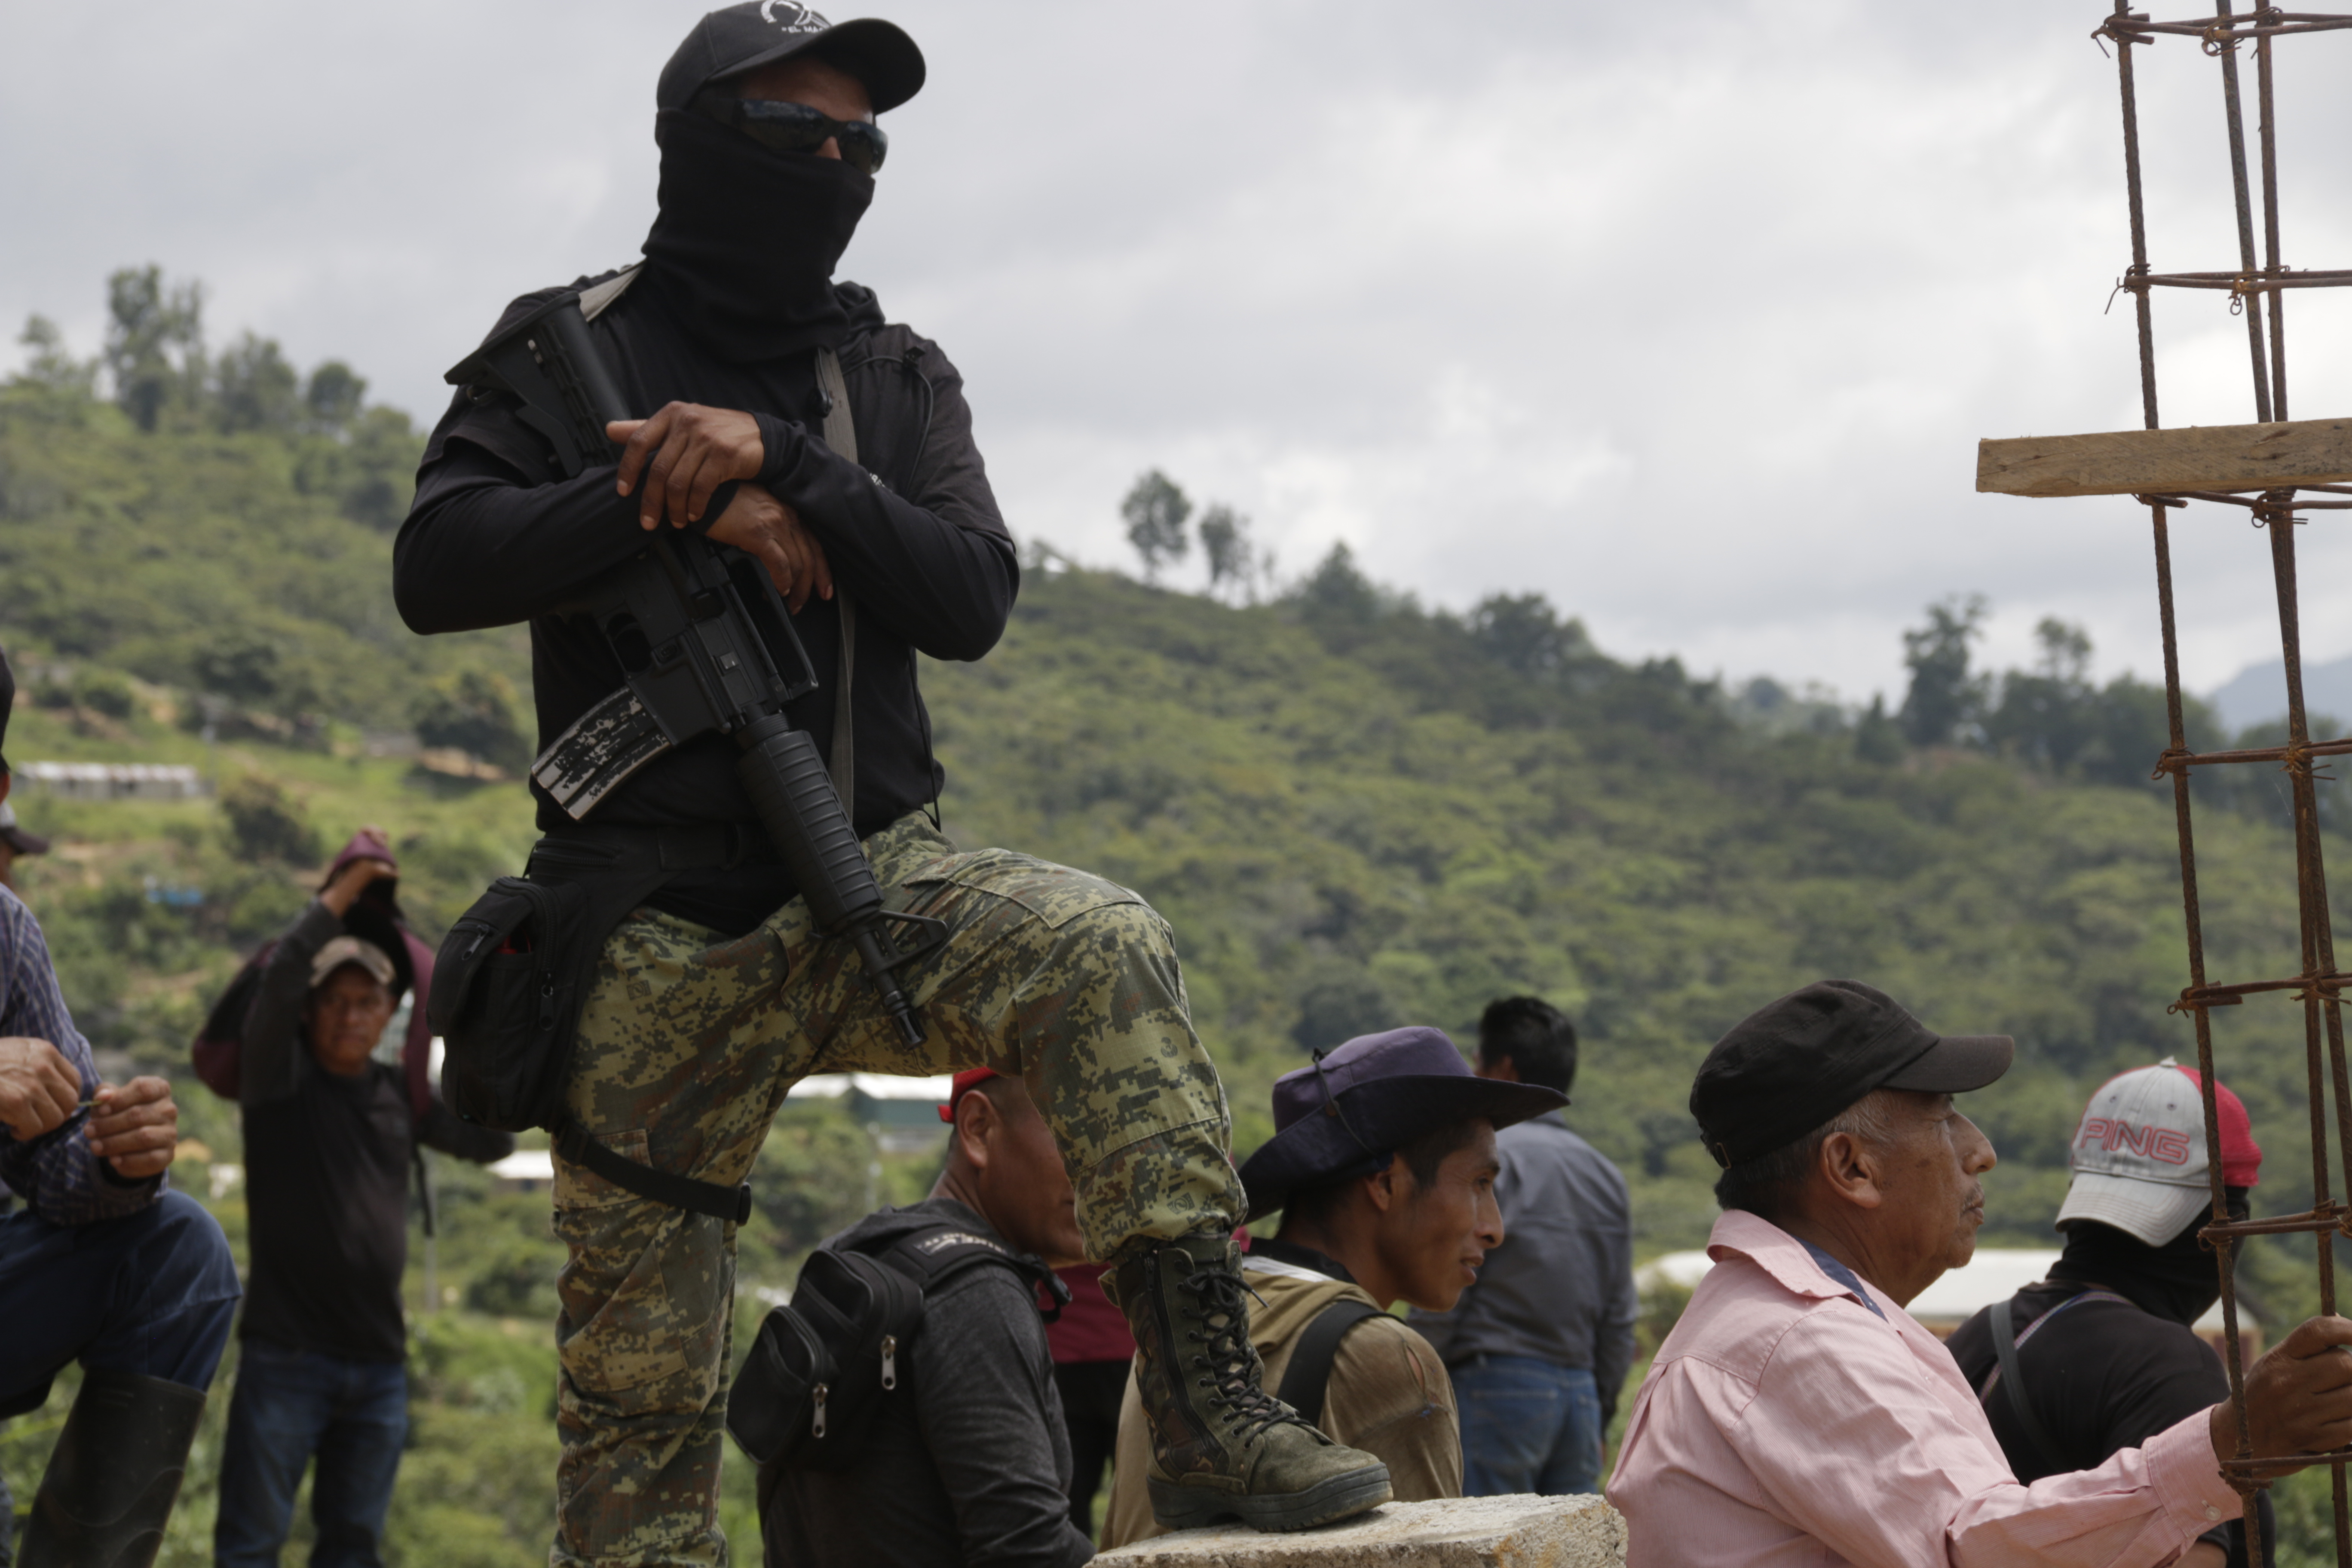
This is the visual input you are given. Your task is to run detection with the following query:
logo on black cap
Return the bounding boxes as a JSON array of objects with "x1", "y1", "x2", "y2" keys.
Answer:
[{"x1": 759, "y1": 1, "x2": 830, "y2": 31}]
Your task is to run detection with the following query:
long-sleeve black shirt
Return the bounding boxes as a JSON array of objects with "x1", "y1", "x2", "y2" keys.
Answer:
[
  {"x1": 395, "y1": 273, "x2": 1017, "y2": 933},
  {"x1": 1949, "y1": 1281, "x2": 2270, "y2": 1566},
  {"x1": 760, "y1": 1198, "x2": 1094, "y2": 1568},
  {"x1": 239, "y1": 900, "x2": 513, "y2": 1363}
]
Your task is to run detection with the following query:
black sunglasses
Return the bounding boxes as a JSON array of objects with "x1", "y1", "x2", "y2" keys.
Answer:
[{"x1": 696, "y1": 95, "x2": 888, "y2": 175}]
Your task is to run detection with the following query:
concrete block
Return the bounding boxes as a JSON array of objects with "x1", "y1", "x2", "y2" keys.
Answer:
[{"x1": 1093, "y1": 1495, "x2": 1626, "y2": 1567}]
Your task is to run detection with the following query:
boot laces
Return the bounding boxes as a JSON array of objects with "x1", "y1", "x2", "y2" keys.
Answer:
[{"x1": 1178, "y1": 1264, "x2": 1302, "y2": 1443}]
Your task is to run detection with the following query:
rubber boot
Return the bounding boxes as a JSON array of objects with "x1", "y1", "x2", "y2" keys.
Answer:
[
  {"x1": 19, "y1": 1368, "x2": 206, "y2": 1568},
  {"x1": 1108, "y1": 1233, "x2": 1391, "y2": 1533}
]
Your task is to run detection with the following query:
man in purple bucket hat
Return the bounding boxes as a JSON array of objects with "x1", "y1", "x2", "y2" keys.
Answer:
[{"x1": 1103, "y1": 1026, "x2": 1565, "y2": 1547}]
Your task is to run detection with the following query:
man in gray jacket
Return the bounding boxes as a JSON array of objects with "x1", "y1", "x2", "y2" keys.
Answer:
[
  {"x1": 1410, "y1": 998, "x2": 1637, "y2": 1496},
  {"x1": 760, "y1": 1067, "x2": 1095, "y2": 1566}
]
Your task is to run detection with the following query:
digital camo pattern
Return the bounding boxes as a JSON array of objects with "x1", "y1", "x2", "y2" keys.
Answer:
[{"x1": 548, "y1": 813, "x2": 1242, "y2": 1566}]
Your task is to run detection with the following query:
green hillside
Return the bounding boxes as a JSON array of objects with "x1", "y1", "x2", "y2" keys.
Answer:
[{"x1": 8, "y1": 286, "x2": 2352, "y2": 1560}]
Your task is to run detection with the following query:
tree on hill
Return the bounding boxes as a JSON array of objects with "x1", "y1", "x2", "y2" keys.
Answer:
[
  {"x1": 213, "y1": 331, "x2": 303, "y2": 434},
  {"x1": 414, "y1": 670, "x2": 531, "y2": 772},
  {"x1": 1121, "y1": 469, "x2": 1193, "y2": 582},
  {"x1": 1900, "y1": 594, "x2": 1988, "y2": 746},
  {"x1": 15, "y1": 316, "x2": 96, "y2": 398},
  {"x1": 103, "y1": 265, "x2": 205, "y2": 432},
  {"x1": 1198, "y1": 503, "x2": 1265, "y2": 602},
  {"x1": 1, "y1": 268, "x2": 473, "y2": 735},
  {"x1": 219, "y1": 775, "x2": 321, "y2": 865}
]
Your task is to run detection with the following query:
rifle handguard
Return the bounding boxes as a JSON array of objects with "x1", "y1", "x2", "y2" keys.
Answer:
[{"x1": 734, "y1": 716, "x2": 943, "y2": 1046}]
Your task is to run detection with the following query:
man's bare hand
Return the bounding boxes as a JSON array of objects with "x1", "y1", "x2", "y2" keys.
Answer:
[
  {"x1": 86, "y1": 1076, "x2": 178, "y2": 1180},
  {"x1": 320, "y1": 854, "x2": 396, "y2": 918},
  {"x1": 2211, "y1": 1314, "x2": 2352, "y2": 1473},
  {"x1": 707, "y1": 482, "x2": 836, "y2": 614},
  {"x1": 0, "y1": 1036, "x2": 83, "y2": 1140},
  {"x1": 609, "y1": 404, "x2": 765, "y2": 531}
]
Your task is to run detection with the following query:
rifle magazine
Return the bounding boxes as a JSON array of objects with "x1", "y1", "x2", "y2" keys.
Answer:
[{"x1": 533, "y1": 687, "x2": 673, "y2": 819}]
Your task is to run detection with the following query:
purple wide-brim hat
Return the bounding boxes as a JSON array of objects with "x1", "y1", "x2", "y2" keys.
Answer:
[{"x1": 1236, "y1": 1026, "x2": 1566, "y2": 1221}]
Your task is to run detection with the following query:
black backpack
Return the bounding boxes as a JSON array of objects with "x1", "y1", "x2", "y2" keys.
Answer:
[{"x1": 727, "y1": 1217, "x2": 1071, "y2": 1471}]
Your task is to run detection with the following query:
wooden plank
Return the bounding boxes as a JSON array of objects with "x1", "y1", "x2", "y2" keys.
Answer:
[{"x1": 1976, "y1": 415, "x2": 2352, "y2": 498}]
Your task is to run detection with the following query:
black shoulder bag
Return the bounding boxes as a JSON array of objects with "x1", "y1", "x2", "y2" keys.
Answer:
[{"x1": 726, "y1": 1219, "x2": 1071, "y2": 1471}]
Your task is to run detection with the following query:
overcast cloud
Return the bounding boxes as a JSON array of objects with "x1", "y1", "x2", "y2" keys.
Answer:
[{"x1": 9, "y1": 0, "x2": 2352, "y2": 707}]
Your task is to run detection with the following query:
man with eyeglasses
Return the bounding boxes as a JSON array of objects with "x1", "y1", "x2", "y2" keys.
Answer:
[
  {"x1": 396, "y1": 8, "x2": 1392, "y2": 1563},
  {"x1": 216, "y1": 844, "x2": 513, "y2": 1567}
]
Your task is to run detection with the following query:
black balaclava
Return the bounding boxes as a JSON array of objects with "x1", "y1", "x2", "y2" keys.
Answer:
[
  {"x1": 640, "y1": 107, "x2": 874, "y2": 363},
  {"x1": 2049, "y1": 1185, "x2": 2252, "y2": 1327}
]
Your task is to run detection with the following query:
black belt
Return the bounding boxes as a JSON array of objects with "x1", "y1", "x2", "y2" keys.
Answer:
[{"x1": 539, "y1": 820, "x2": 783, "y2": 875}]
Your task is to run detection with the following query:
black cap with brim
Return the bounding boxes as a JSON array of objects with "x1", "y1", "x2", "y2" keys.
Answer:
[
  {"x1": 658, "y1": 6, "x2": 926, "y2": 115},
  {"x1": 1237, "y1": 1026, "x2": 1566, "y2": 1222},
  {"x1": 1690, "y1": 980, "x2": 2013, "y2": 1170}
]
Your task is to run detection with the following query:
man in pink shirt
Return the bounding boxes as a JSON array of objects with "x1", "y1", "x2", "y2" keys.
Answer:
[{"x1": 1609, "y1": 980, "x2": 2352, "y2": 1567}]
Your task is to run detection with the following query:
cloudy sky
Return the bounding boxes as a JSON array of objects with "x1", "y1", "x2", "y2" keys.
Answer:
[{"x1": 9, "y1": 0, "x2": 2352, "y2": 709}]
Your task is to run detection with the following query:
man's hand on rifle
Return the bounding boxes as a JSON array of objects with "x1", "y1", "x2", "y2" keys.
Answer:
[
  {"x1": 609, "y1": 403, "x2": 834, "y2": 614},
  {"x1": 610, "y1": 402, "x2": 763, "y2": 529},
  {"x1": 709, "y1": 484, "x2": 835, "y2": 615}
]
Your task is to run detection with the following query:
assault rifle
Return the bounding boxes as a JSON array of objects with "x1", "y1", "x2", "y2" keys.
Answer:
[{"x1": 444, "y1": 290, "x2": 944, "y2": 1046}]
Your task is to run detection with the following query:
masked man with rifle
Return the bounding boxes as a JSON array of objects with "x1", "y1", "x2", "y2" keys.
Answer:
[{"x1": 394, "y1": 8, "x2": 1390, "y2": 1564}]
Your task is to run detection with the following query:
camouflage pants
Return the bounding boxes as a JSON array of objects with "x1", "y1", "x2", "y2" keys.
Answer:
[{"x1": 547, "y1": 813, "x2": 1243, "y2": 1567}]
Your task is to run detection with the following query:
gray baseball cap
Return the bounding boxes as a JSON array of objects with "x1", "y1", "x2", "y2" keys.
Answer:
[{"x1": 310, "y1": 936, "x2": 397, "y2": 994}]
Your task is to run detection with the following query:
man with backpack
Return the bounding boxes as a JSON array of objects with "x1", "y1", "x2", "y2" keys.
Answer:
[
  {"x1": 755, "y1": 1067, "x2": 1096, "y2": 1567},
  {"x1": 1102, "y1": 1027, "x2": 1567, "y2": 1548},
  {"x1": 1947, "y1": 1061, "x2": 2272, "y2": 1567},
  {"x1": 396, "y1": 7, "x2": 1392, "y2": 1560},
  {"x1": 214, "y1": 838, "x2": 513, "y2": 1567}
]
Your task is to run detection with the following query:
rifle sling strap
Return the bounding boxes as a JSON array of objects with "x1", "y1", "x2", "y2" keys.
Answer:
[
  {"x1": 1274, "y1": 1298, "x2": 1383, "y2": 1424},
  {"x1": 814, "y1": 345, "x2": 857, "y2": 811}
]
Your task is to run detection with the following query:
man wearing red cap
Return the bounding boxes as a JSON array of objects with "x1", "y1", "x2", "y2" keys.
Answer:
[
  {"x1": 756, "y1": 1067, "x2": 1094, "y2": 1567},
  {"x1": 1948, "y1": 1061, "x2": 2271, "y2": 1567}
]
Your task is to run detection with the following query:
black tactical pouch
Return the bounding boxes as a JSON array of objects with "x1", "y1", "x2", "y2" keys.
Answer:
[
  {"x1": 428, "y1": 876, "x2": 593, "y2": 1132},
  {"x1": 429, "y1": 830, "x2": 755, "y2": 1222},
  {"x1": 729, "y1": 1248, "x2": 926, "y2": 1470}
]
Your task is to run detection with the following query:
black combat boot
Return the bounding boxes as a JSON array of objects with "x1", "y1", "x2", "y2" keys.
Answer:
[
  {"x1": 19, "y1": 1367, "x2": 207, "y2": 1568},
  {"x1": 1108, "y1": 1232, "x2": 1392, "y2": 1533}
]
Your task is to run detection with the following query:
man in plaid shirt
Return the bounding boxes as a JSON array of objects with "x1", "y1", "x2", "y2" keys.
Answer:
[{"x1": 0, "y1": 648, "x2": 239, "y2": 1567}]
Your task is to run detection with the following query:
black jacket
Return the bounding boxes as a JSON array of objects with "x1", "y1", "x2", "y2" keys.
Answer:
[
  {"x1": 395, "y1": 272, "x2": 1017, "y2": 933},
  {"x1": 239, "y1": 900, "x2": 512, "y2": 1362},
  {"x1": 758, "y1": 1198, "x2": 1094, "y2": 1568}
]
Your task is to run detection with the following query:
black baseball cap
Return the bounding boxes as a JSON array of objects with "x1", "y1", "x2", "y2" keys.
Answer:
[
  {"x1": 1690, "y1": 980, "x2": 2013, "y2": 1169},
  {"x1": 658, "y1": 4, "x2": 926, "y2": 116}
]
